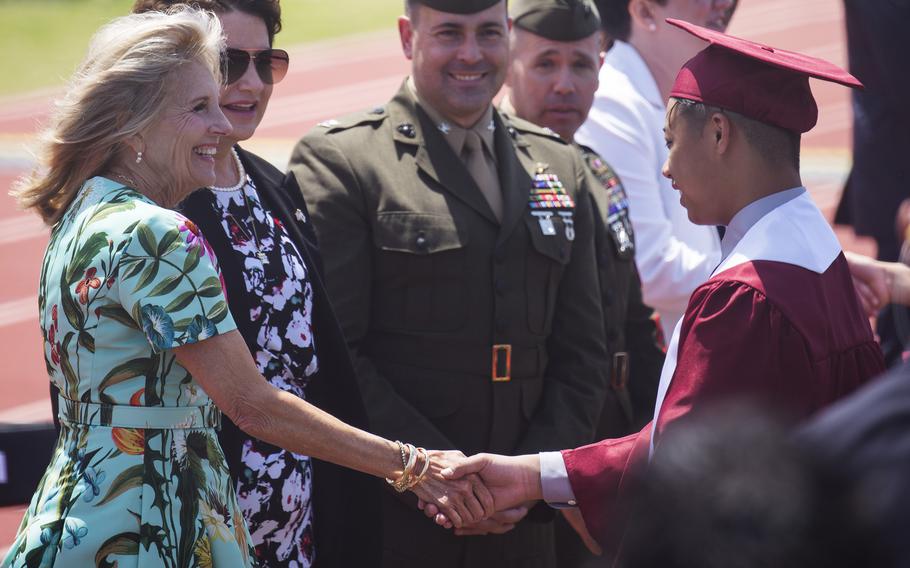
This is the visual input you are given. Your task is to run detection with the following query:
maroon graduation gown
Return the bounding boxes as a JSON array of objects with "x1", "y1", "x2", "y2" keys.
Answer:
[{"x1": 562, "y1": 193, "x2": 885, "y2": 545}]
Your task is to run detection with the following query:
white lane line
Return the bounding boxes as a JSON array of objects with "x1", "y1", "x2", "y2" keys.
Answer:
[
  {"x1": 0, "y1": 399, "x2": 51, "y2": 424},
  {"x1": 0, "y1": 297, "x2": 37, "y2": 328},
  {"x1": 0, "y1": 214, "x2": 47, "y2": 246}
]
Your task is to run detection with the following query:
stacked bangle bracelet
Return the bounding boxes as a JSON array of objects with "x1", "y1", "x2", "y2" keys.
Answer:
[{"x1": 386, "y1": 441, "x2": 431, "y2": 492}]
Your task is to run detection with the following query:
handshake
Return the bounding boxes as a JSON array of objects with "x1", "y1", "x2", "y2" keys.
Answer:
[{"x1": 406, "y1": 450, "x2": 602, "y2": 555}]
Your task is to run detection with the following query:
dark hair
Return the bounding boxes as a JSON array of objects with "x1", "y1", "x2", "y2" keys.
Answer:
[
  {"x1": 669, "y1": 97, "x2": 801, "y2": 170},
  {"x1": 594, "y1": 0, "x2": 667, "y2": 43},
  {"x1": 133, "y1": 0, "x2": 282, "y2": 45}
]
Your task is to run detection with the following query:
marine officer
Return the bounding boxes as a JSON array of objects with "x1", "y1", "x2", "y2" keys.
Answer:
[
  {"x1": 286, "y1": 0, "x2": 612, "y2": 566},
  {"x1": 505, "y1": 0, "x2": 665, "y2": 439}
]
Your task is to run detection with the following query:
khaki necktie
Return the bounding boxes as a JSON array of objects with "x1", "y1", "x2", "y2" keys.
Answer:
[{"x1": 462, "y1": 130, "x2": 503, "y2": 222}]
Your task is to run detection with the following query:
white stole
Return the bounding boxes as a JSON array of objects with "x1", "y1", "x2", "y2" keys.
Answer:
[{"x1": 648, "y1": 191, "x2": 842, "y2": 457}]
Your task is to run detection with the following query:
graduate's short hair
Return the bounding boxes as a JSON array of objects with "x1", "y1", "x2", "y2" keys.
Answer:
[{"x1": 670, "y1": 97, "x2": 801, "y2": 170}]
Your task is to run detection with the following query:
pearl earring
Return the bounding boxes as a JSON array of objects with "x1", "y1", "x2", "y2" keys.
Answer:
[
  {"x1": 648, "y1": 23, "x2": 657, "y2": 31},
  {"x1": 135, "y1": 151, "x2": 143, "y2": 164}
]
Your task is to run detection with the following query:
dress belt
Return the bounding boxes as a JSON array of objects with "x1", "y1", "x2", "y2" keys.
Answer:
[
  {"x1": 365, "y1": 335, "x2": 546, "y2": 380},
  {"x1": 57, "y1": 394, "x2": 222, "y2": 429}
]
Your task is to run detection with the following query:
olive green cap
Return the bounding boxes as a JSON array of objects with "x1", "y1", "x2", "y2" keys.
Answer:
[
  {"x1": 412, "y1": 0, "x2": 504, "y2": 15},
  {"x1": 511, "y1": 0, "x2": 601, "y2": 41}
]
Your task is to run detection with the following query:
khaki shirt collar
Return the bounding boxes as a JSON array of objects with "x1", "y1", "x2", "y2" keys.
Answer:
[{"x1": 407, "y1": 76, "x2": 497, "y2": 160}]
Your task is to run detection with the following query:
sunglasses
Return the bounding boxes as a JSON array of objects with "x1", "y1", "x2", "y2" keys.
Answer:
[{"x1": 222, "y1": 48, "x2": 290, "y2": 85}]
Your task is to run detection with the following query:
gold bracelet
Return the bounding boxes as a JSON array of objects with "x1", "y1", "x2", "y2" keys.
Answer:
[
  {"x1": 396, "y1": 440, "x2": 407, "y2": 469},
  {"x1": 385, "y1": 440, "x2": 409, "y2": 492},
  {"x1": 407, "y1": 447, "x2": 431, "y2": 489},
  {"x1": 386, "y1": 442, "x2": 419, "y2": 492}
]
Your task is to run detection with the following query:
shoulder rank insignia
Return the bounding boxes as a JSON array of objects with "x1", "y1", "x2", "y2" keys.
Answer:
[
  {"x1": 318, "y1": 118, "x2": 340, "y2": 128},
  {"x1": 585, "y1": 151, "x2": 635, "y2": 257},
  {"x1": 396, "y1": 123, "x2": 416, "y2": 138}
]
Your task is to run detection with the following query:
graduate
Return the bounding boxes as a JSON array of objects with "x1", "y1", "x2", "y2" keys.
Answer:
[{"x1": 434, "y1": 19, "x2": 887, "y2": 552}]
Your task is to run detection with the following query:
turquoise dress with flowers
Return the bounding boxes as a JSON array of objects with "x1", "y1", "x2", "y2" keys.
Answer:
[{"x1": 2, "y1": 177, "x2": 258, "y2": 567}]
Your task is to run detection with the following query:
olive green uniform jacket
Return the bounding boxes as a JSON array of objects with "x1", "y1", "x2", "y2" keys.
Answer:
[
  {"x1": 575, "y1": 142, "x2": 665, "y2": 438},
  {"x1": 287, "y1": 83, "x2": 610, "y2": 567}
]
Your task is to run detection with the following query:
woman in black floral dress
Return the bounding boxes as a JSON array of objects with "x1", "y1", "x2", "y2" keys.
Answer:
[{"x1": 133, "y1": 1, "x2": 382, "y2": 566}]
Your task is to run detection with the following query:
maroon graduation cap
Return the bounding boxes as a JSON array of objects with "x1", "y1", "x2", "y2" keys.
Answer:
[{"x1": 667, "y1": 18, "x2": 863, "y2": 133}]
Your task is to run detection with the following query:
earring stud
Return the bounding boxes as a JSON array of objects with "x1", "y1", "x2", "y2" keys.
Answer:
[{"x1": 136, "y1": 151, "x2": 143, "y2": 164}]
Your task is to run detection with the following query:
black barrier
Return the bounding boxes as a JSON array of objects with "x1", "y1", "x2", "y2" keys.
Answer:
[{"x1": 0, "y1": 422, "x2": 57, "y2": 506}]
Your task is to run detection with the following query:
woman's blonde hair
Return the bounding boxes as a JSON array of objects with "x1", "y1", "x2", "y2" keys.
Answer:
[{"x1": 12, "y1": 6, "x2": 224, "y2": 225}]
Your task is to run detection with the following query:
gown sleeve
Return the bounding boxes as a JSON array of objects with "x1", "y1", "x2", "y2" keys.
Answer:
[{"x1": 562, "y1": 278, "x2": 815, "y2": 546}]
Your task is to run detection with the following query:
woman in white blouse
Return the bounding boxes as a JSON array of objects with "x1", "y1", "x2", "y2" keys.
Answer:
[{"x1": 577, "y1": 0, "x2": 736, "y2": 339}]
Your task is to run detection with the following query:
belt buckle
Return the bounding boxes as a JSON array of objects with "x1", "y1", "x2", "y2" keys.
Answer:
[
  {"x1": 492, "y1": 344, "x2": 512, "y2": 382},
  {"x1": 611, "y1": 351, "x2": 629, "y2": 390}
]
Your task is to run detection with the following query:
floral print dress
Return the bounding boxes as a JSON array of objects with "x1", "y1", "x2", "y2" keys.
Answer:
[
  {"x1": 2, "y1": 177, "x2": 257, "y2": 568},
  {"x1": 190, "y1": 174, "x2": 319, "y2": 568}
]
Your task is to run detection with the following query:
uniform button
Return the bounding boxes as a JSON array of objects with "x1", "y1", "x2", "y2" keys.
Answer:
[
  {"x1": 415, "y1": 232, "x2": 428, "y2": 250},
  {"x1": 496, "y1": 319, "x2": 508, "y2": 333},
  {"x1": 602, "y1": 290, "x2": 613, "y2": 307},
  {"x1": 559, "y1": 247, "x2": 567, "y2": 260},
  {"x1": 494, "y1": 247, "x2": 507, "y2": 262},
  {"x1": 495, "y1": 279, "x2": 505, "y2": 294},
  {"x1": 606, "y1": 330, "x2": 619, "y2": 342},
  {"x1": 568, "y1": 499, "x2": 577, "y2": 506}
]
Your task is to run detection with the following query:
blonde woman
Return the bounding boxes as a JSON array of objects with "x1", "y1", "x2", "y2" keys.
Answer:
[{"x1": 3, "y1": 8, "x2": 490, "y2": 567}]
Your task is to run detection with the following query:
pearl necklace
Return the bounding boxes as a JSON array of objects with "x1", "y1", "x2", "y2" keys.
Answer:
[
  {"x1": 209, "y1": 148, "x2": 268, "y2": 263},
  {"x1": 209, "y1": 148, "x2": 247, "y2": 193}
]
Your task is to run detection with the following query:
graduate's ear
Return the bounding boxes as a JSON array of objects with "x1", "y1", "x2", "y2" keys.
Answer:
[{"x1": 709, "y1": 112, "x2": 732, "y2": 155}]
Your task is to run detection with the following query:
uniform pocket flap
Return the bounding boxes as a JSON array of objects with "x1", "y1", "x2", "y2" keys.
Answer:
[
  {"x1": 525, "y1": 214, "x2": 571, "y2": 265},
  {"x1": 374, "y1": 212, "x2": 469, "y2": 255}
]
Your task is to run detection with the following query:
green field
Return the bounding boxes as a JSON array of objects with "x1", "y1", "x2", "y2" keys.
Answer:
[{"x1": 0, "y1": 0, "x2": 403, "y2": 96}]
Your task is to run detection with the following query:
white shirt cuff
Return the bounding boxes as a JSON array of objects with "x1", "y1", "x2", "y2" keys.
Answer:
[{"x1": 538, "y1": 451, "x2": 578, "y2": 508}]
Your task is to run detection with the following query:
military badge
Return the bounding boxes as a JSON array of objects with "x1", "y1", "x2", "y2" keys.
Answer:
[
  {"x1": 528, "y1": 165, "x2": 576, "y2": 210},
  {"x1": 532, "y1": 211, "x2": 557, "y2": 236},
  {"x1": 529, "y1": 163, "x2": 575, "y2": 240},
  {"x1": 585, "y1": 151, "x2": 635, "y2": 257}
]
